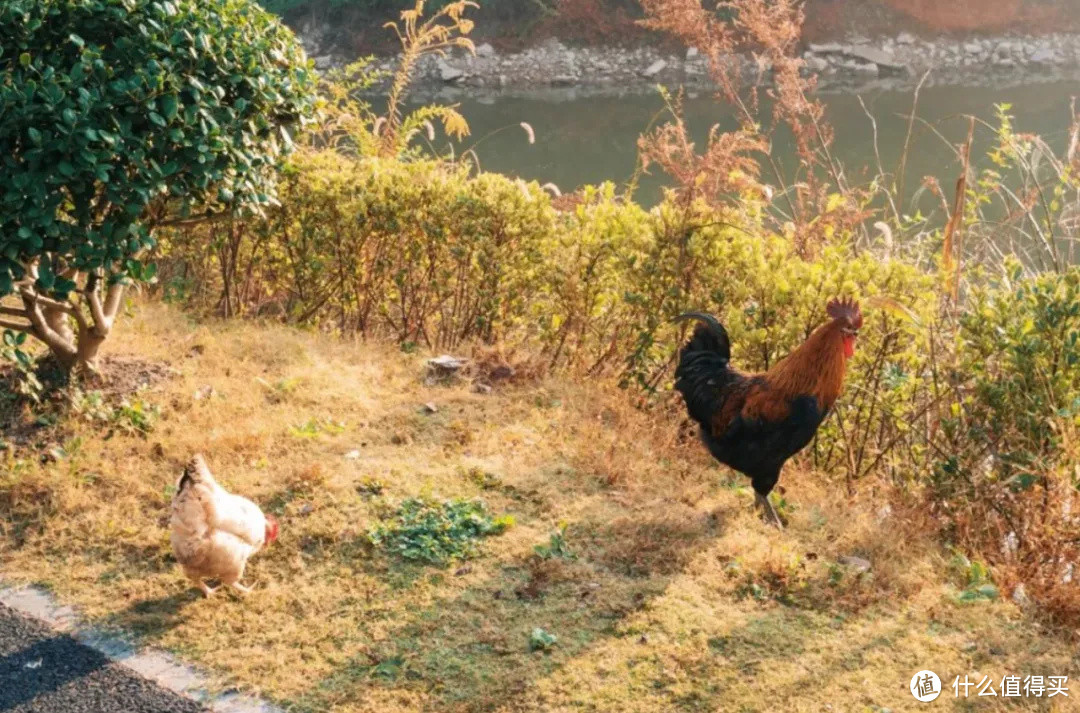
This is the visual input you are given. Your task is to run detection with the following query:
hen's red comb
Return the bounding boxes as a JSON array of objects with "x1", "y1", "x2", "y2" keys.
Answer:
[{"x1": 826, "y1": 297, "x2": 863, "y2": 329}]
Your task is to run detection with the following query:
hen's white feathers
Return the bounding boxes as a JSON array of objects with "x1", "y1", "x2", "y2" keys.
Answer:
[{"x1": 170, "y1": 454, "x2": 268, "y2": 588}]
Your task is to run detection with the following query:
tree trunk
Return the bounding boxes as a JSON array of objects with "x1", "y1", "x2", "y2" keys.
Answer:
[
  {"x1": 31, "y1": 300, "x2": 79, "y2": 371},
  {"x1": 39, "y1": 295, "x2": 107, "y2": 374},
  {"x1": 13, "y1": 275, "x2": 123, "y2": 376},
  {"x1": 74, "y1": 331, "x2": 106, "y2": 373},
  {"x1": 42, "y1": 305, "x2": 74, "y2": 347}
]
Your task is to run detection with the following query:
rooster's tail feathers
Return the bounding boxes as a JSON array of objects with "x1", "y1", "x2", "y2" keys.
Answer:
[
  {"x1": 672, "y1": 312, "x2": 737, "y2": 428},
  {"x1": 673, "y1": 311, "x2": 731, "y2": 363}
]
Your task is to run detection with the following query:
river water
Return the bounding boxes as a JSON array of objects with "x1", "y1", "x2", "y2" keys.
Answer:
[{"x1": 429, "y1": 79, "x2": 1080, "y2": 207}]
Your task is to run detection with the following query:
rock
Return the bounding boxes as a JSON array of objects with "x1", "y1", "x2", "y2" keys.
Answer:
[
  {"x1": 847, "y1": 60, "x2": 879, "y2": 77},
  {"x1": 487, "y1": 365, "x2": 515, "y2": 382},
  {"x1": 896, "y1": 32, "x2": 915, "y2": 45},
  {"x1": 475, "y1": 42, "x2": 495, "y2": 58},
  {"x1": 437, "y1": 59, "x2": 464, "y2": 82},
  {"x1": 313, "y1": 55, "x2": 334, "y2": 71},
  {"x1": 299, "y1": 503, "x2": 314, "y2": 516},
  {"x1": 193, "y1": 385, "x2": 215, "y2": 401},
  {"x1": 473, "y1": 383, "x2": 493, "y2": 394},
  {"x1": 844, "y1": 45, "x2": 906, "y2": 73},
  {"x1": 805, "y1": 55, "x2": 829, "y2": 73},
  {"x1": 808, "y1": 42, "x2": 843, "y2": 53},
  {"x1": 542, "y1": 37, "x2": 567, "y2": 52},
  {"x1": 837, "y1": 555, "x2": 872, "y2": 572},
  {"x1": 641, "y1": 59, "x2": 668, "y2": 78},
  {"x1": 428, "y1": 354, "x2": 467, "y2": 374},
  {"x1": 686, "y1": 47, "x2": 699, "y2": 59},
  {"x1": 1030, "y1": 48, "x2": 1056, "y2": 64},
  {"x1": 422, "y1": 402, "x2": 438, "y2": 414},
  {"x1": 1011, "y1": 583, "x2": 1030, "y2": 606}
]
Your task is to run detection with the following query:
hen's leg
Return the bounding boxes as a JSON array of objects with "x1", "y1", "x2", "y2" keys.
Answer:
[
  {"x1": 754, "y1": 491, "x2": 784, "y2": 530},
  {"x1": 224, "y1": 563, "x2": 252, "y2": 595},
  {"x1": 189, "y1": 575, "x2": 217, "y2": 597}
]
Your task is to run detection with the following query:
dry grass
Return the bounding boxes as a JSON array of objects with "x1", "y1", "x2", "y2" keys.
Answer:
[{"x1": 1, "y1": 301, "x2": 1078, "y2": 712}]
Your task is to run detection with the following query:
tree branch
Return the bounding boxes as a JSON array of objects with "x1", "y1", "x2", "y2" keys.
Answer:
[
  {"x1": 155, "y1": 210, "x2": 232, "y2": 230},
  {"x1": 18, "y1": 287, "x2": 90, "y2": 333},
  {"x1": 103, "y1": 282, "x2": 124, "y2": 320},
  {"x1": 66, "y1": 294, "x2": 92, "y2": 333},
  {"x1": 18, "y1": 288, "x2": 77, "y2": 316},
  {"x1": 85, "y1": 276, "x2": 109, "y2": 335},
  {"x1": 0, "y1": 318, "x2": 32, "y2": 333},
  {"x1": 0, "y1": 306, "x2": 28, "y2": 318},
  {"x1": 19, "y1": 295, "x2": 75, "y2": 357}
]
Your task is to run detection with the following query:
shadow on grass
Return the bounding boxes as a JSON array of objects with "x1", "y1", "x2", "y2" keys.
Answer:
[
  {"x1": 104, "y1": 590, "x2": 202, "y2": 640},
  {"x1": 289, "y1": 504, "x2": 729, "y2": 713}
]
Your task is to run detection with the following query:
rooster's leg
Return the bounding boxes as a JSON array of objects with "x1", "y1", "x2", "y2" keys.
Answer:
[
  {"x1": 754, "y1": 492, "x2": 784, "y2": 530},
  {"x1": 230, "y1": 582, "x2": 254, "y2": 595}
]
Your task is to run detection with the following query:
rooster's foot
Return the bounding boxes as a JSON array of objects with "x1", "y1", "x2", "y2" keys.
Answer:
[
  {"x1": 754, "y1": 492, "x2": 785, "y2": 530},
  {"x1": 197, "y1": 582, "x2": 218, "y2": 598},
  {"x1": 230, "y1": 582, "x2": 254, "y2": 595}
]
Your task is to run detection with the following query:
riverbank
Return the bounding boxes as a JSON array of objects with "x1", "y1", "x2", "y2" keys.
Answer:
[{"x1": 300, "y1": 29, "x2": 1080, "y2": 92}]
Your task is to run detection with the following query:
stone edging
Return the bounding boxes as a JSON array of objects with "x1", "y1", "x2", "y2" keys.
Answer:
[
  {"x1": 303, "y1": 33, "x2": 1080, "y2": 92},
  {"x1": 0, "y1": 583, "x2": 280, "y2": 713}
]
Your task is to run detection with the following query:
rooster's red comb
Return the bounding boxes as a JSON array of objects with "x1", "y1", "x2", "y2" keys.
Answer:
[{"x1": 826, "y1": 297, "x2": 863, "y2": 329}]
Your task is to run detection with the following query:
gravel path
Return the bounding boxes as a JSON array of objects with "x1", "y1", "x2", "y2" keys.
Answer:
[{"x1": 0, "y1": 602, "x2": 206, "y2": 713}]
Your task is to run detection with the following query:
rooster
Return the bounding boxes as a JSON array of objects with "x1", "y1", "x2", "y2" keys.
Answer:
[
  {"x1": 170, "y1": 454, "x2": 278, "y2": 596},
  {"x1": 673, "y1": 298, "x2": 862, "y2": 528}
]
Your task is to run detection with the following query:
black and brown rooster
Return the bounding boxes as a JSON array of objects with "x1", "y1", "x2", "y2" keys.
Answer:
[{"x1": 673, "y1": 298, "x2": 863, "y2": 527}]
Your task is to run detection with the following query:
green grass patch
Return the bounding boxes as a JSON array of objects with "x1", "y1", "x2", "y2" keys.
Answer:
[{"x1": 368, "y1": 496, "x2": 514, "y2": 565}]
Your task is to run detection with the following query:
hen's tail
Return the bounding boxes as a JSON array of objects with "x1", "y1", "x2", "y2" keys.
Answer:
[
  {"x1": 672, "y1": 312, "x2": 734, "y2": 427},
  {"x1": 178, "y1": 454, "x2": 214, "y2": 493}
]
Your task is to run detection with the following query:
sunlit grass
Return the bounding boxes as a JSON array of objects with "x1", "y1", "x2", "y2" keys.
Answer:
[{"x1": 1, "y1": 301, "x2": 1076, "y2": 712}]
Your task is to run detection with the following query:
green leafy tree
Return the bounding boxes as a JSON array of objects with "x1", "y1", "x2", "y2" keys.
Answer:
[{"x1": 0, "y1": 0, "x2": 316, "y2": 372}]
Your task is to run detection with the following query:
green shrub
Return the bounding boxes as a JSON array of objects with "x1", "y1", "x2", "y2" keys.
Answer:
[
  {"x1": 164, "y1": 154, "x2": 555, "y2": 346},
  {"x1": 955, "y1": 263, "x2": 1080, "y2": 489},
  {"x1": 0, "y1": 330, "x2": 43, "y2": 404},
  {"x1": 0, "y1": 0, "x2": 316, "y2": 371},
  {"x1": 917, "y1": 265, "x2": 1080, "y2": 623}
]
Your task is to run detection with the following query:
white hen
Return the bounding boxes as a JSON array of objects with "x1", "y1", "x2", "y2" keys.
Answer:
[{"x1": 170, "y1": 454, "x2": 278, "y2": 597}]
